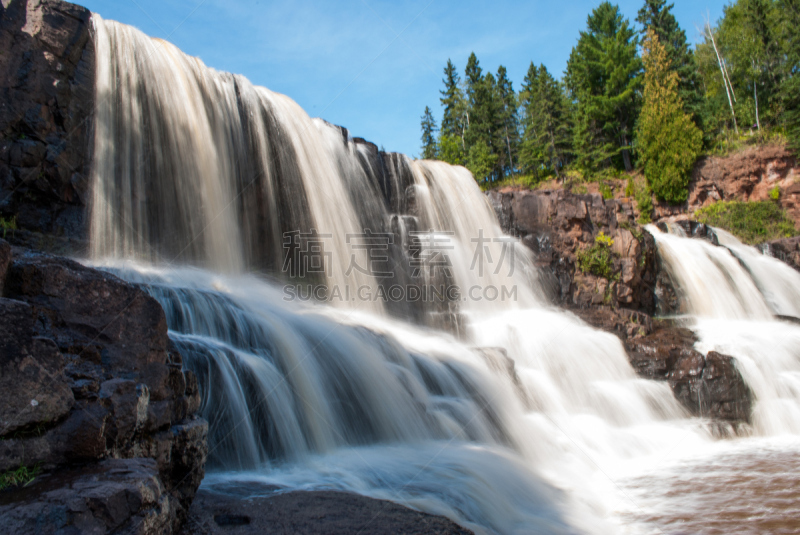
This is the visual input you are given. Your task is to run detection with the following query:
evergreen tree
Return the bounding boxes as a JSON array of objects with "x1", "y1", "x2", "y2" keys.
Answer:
[
  {"x1": 519, "y1": 64, "x2": 571, "y2": 178},
  {"x1": 495, "y1": 65, "x2": 520, "y2": 175},
  {"x1": 420, "y1": 106, "x2": 438, "y2": 160},
  {"x1": 566, "y1": 2, "x2": 641, "y2": 173},
  {"x1": 440, "y1": 59, "x2": 467, "y2": 141},
  {"x1": 636, "y1": 0, "x2": 706, "y2": 133},
  {"x1": 779, "y1": 0, "x2": 800, "y2": 148},
  {"x1": 637, "y1": 30, "x2": 702, "y2": 203}
]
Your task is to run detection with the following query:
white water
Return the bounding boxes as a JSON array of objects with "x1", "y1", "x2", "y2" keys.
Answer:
[
  {"x1": 87, "y1": 15, "x2": 800, "y2": 535},
  {"x1": 650, "y1": 225, "x2": 800, "y2": 436}
]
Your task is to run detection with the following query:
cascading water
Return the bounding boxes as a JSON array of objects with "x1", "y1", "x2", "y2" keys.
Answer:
[
  {"x1": 86, "y1": 14, "x2": 800, "y2": 535},
  {"x1": 650, "y1": 225, "x2": 800, "y2": 435}
]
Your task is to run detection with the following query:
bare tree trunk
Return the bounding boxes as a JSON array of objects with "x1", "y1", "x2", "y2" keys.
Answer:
[
  {"x1": 753, "y1": 61, "x2": 761, "y2": 133},
  {"x1": 504, "y1": 126, "x2": 514, "y2": 174},
  {"x1": 706, "y1": 21, "x2": 738, "y2": 135}
]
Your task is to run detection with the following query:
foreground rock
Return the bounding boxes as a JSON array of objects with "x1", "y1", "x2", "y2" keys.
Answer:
[
  {"x1": 181, "y1": 489, "x2": 473, "y2": 535},
  {"x1": 0, "y1": 239, "x2": 207, "y2": 533},
  {"x1": 0, "y1": 459, "x2": 174, "y2": 534}
]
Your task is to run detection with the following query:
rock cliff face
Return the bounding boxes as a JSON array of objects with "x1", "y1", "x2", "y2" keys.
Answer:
[
  {"x1": 0, "y1": 239, "x2": 208, "y2": 533},
  {"x1": 687, "y1": 145, "x2": 799, "y2": 225},
  {"x1": 0, "y1": 0, "x2": 94, "y2": 253},
  {"x1": 488, "y1": 188, "x2": 660, "y2": 313}
]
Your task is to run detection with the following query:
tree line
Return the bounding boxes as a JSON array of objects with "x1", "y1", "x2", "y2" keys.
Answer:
[{"x1": 420, "y1": 0, "x2": 800, "y2": 204}]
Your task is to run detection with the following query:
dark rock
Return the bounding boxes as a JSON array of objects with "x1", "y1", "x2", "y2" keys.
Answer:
[
  {"x1": 0, "y1": 297, "x2": 74, "y2": 436},
  {"x1": 625, "y1": 323, "x2": 753, "y2": 423},
  {"x1": 0, "y1": 238, "x2": 11, "y2": 293},
  {"x1": 181, "y1": 489, "x2": 474, "y2": 535},
  {"x1": 0, "y1": 249, "x2": 208, "y2": 532},
  {"x1": 0, "y1": 458, "x2": 174, "y2": 535},
  {"x1": 670, "y1": 351, "x2": 752, "y2": 423},
  {"x1": 0, "y1": 0, "x2": 94, "y2": 250},
  {"x1": 760, "y1": 236, "x2": 800, "y2": 272}
]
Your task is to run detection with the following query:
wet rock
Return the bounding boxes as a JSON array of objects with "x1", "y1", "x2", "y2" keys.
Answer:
[
  {"x1": 625, "y1": 323, "x2": 753, "y2": 423},
  {"x1": 760, "y1": 236, "x2": 800, "y2": 272},
  {"x1": 0, "y1": 249, "x2": 208, "y2": 532},
  {"x1": 181, "y1": 489, "x2": 474, "y2": 535},
  {"x1": 670, "y1": 351, "x2": 752, "y2": 423},
  {"x1": 0, "y1": 458, "x2": 174, "y2": 535}
]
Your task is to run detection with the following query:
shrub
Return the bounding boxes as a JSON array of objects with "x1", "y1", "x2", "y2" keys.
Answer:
[
  {"x1": 576, "y1": 232, "x2": 617, "y2": 279},
  {"x1": 769, "y1": 186, "x2": 781, "y2": 200},
  {"x1": 599, "y1": 183, "x2": 614, "y2": 200},
  {"x1": 695, "y1": 201, "x2": 797, "y2": 244},
  {"x1": 635, "y1": 185, "x2": 654, "y2": 224},
  {"x1": 625, "y1": 176, "x2": 635, "y2": 197}
]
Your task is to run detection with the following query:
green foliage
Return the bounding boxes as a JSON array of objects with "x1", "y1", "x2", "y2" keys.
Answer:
[
  {"x1": 420, "y1": 106, "x2": 438, "y2": 160},
  {"x1": 625, "y1": 175, "x2": 636, "y2": 197},
  {"x1": 566, "y1": 2, "x2": 641, "y2": 174},
  {"x1": 769, "y1": 185, "x2": 781, "y2": 200},
  {"x1": 635, "y1": 182, "x2": 654, "y2": 224},
  {"x1": 577, "y1": 232, "x2": 617, "y2": 279},
  {"x1": 636, "y1": 0, "x2": 707, "y2": 134},
  {"x1": 519, "y1": 63, "x2": 572, "y2": 179},
  {"x1": 0, "y1": 215, "x2": 17, "y2": 238},
  {"x1": 599, "y1": 182, "x2": 614, "y2": 200},
  {"x1": 779, "y1": 0, "x2": 800, "y2": 149},
  {"x1": 637, "y1": 30, "x2": 703, "y2": 204},
  {"x1": 0, "y1": 464, "x2": 40, "y2": 490},
  {"x1": 695, "y1": 200, "x2": 798, "y2": 243},
  {"x1": 437, "y1": 134, "x2": 465, "y2": 166},
  {"x1": 466, "y1": 139, "x2": 497, "y2": 181},
  {"x1": 440, "y1": 59, "x2": 467, "y2": 140}
]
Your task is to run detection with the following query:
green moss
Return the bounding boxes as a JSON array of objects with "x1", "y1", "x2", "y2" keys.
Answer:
[
  {"x1": 599, "y1": 183, "x2": 614, "y2": 200},
  {"x1": 769, "y1": 186, "x2": 781, "y2": 200},
  {"x1": 0, "y1": 464, "x2": 40, "y2": 490},
  {"x1": 619, "y1": 220, "x2": 643, "y2": 241},
  {"x1": 0, "y1": 216, "x2": 17, "y2": 239},
  {"x1": 576, "y1": 232, "x2": 618, "y2": 280},
  {"x1": 695, "y1": 200, "x2": 797, "y2": 244}
]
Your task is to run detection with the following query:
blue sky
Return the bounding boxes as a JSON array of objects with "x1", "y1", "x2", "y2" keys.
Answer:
[{"x1": 81, "y1": 0, "x2": 730, "y2": 156}]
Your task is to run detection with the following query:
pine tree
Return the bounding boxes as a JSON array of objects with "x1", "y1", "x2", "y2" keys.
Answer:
[
  {"x1": 440, "y1": 59, "x2": 467, "y2": 140},
  {"x1": 420, "y1": 106, "x2": 438, "y2": 160},
  {"x1": 566, "y1": 2, "x2": 641, "y2": 174},
  {"x1": 636, "y1": 0, "x2": 706, "y2": 134},
  {"x1": 519, "y1": 64, "x2": 571, "y2": 178},
  {"x1": 779, "y1": 0, "x2": 800, "y2": 148},
  {"x1": 637, "y1": 30, "x2": 702, "y2": 203},
  {"x1": 495, "y1": 65, "x2": 520, "y2": 175}
]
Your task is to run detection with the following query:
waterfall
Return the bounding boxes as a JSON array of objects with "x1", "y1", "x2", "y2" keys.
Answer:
[
  {"x1": 86, "y1": 13, "x2": 800, "y2": 535},
  {"x1": 651, "y1": 225, "x2": 800, "y2": 434}
]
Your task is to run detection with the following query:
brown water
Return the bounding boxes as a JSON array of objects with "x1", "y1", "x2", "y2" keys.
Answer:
[{"x1": 619, "y1": 439, "x2": 800, "y2": 535}]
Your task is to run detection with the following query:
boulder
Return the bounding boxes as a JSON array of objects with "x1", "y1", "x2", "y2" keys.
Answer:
[
  {"x1": 181, "y1": 489, "x2": 474, "y2": 535},
  {"x1": 0, "y1": 458, "x2": 174, "y2": 535},
  {"x1": 0, "y1": 297, "x2": 74, "y2": 436},
  {"x1": 0, "y1": 249, "x2": 208, "y2": 532}
]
